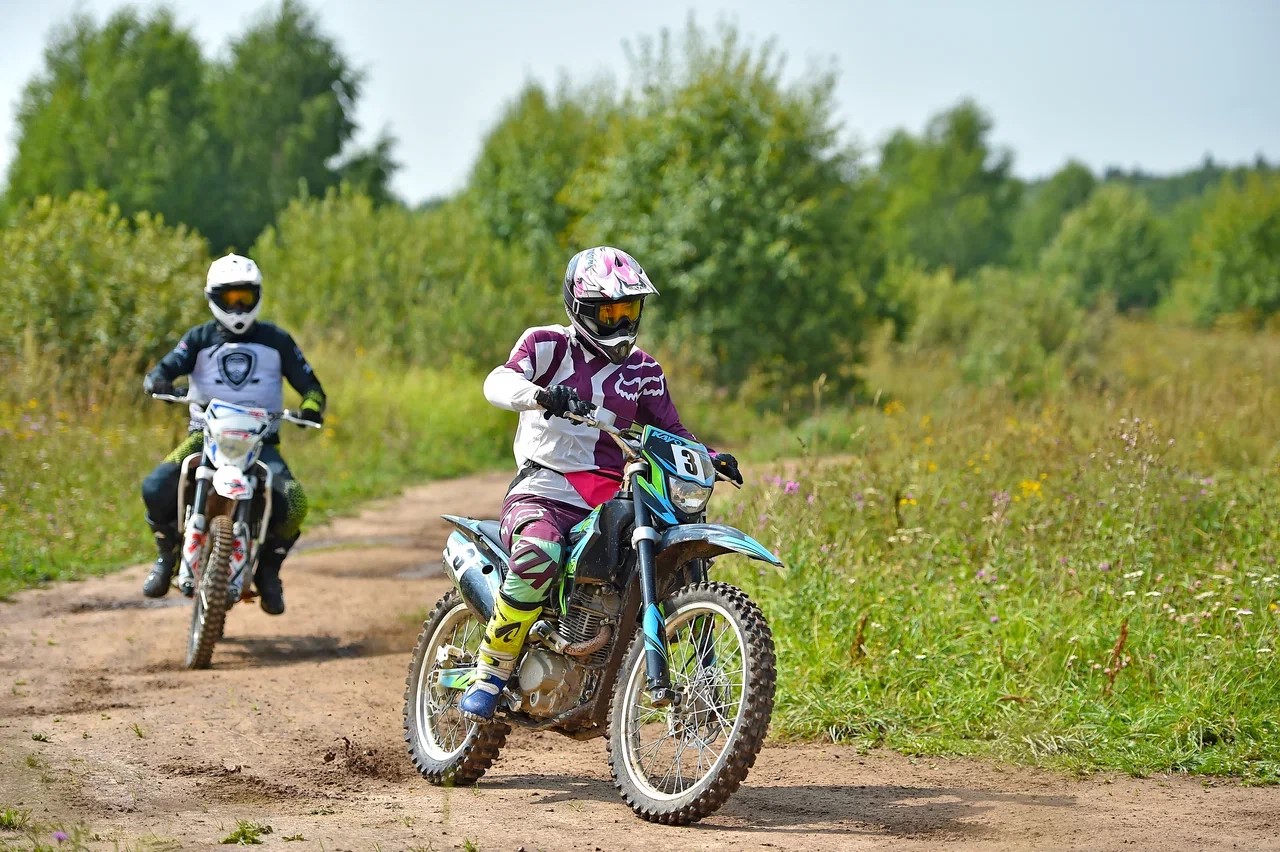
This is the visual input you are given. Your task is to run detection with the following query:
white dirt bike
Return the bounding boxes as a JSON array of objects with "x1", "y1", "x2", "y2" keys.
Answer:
[{"x1": 153, "y1": 392, "x2": 320, "y2": 668}]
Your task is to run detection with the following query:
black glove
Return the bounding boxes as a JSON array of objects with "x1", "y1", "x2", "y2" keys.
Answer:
[
  {"x1": 298, "y1": 406, "x2": 324, "y2": 426},
  {"x1": 535, "y1": 385, "x2": 596, "y2": 420},
  {"x1": 712, "y1": 452, "x2": 744, "y2": 486},
  {"x1": 143, "y1": 373, "x2": 175, "y2": 396}
]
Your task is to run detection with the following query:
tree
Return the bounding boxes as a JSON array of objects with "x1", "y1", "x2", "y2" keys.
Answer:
[
  {"x1": 1010, "y1": 160, "x2": 1096, "y2": 266},
  {"x1": 207, "y1": 0, "x2": 396, "y2": 250},
  {"x1": 565, "y1": 23, "x2": 879, "y2": 396},
  {"x1": 3, "y1": 9, "x2": 220, "y2": 243},
  {"x1": 1167, "y1": 173, "x2": 1280, "y2": 325},
  {"x1": 1039, "y1": 185, "x2": 1173, "y2": 311},
  {"x1": 467, "y1": 81, "x2": 610, "y2": 268},
  {"x1": 877, "y1": 101, "x2": 1023, "y2": 276}
]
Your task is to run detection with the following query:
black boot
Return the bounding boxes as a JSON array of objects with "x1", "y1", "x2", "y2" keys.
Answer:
[
  {"x1": 254, "y1": 535, "x2": 296, "y2": 615},
  {"x1": 142, "y1": 517, "x2": 180, "y2": 598}
]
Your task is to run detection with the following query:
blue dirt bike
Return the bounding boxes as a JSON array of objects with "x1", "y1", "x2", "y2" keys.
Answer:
[{"x1": 403, "y1": 412, "x2": 781, "y2": 825}]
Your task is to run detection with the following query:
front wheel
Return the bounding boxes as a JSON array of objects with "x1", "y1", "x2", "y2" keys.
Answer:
[
  {"x1": 403, "y1": 590, "x2": 509, "y2": 786},
  {"x1": 185, "y1": 515, "x2": 232, "y2": 669},
  {"x1": 608, "y1": 581, "x2": 776, "y2": 825}
]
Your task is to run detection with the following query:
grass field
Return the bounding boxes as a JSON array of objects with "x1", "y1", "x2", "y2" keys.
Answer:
[{"x1": 715, "y1": 322, "x2": 1279, "y2": 781}]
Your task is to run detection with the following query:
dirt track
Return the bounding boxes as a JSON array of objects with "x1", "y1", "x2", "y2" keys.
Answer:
[{"x1": 1, "y1": 471, "x2": 1276, "y2": 851}]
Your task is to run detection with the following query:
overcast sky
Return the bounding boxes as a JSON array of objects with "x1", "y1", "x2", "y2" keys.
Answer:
[{"x1": 2, "y1": 0, "x2": 1277, "y2": 204}]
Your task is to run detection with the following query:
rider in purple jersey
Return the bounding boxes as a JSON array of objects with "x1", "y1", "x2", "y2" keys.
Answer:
[{"x1": 460, "y1": 246, "x2": 743, "y2": 721}]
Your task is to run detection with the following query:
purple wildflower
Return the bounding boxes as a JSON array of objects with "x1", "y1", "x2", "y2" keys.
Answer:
[
  {"x1": 54, "y1": 832, "x2": 68, "y2": 843},
  {"x1": 990, "y1": 615, "x2": 1000, "y2": 624},
  {"x1": 1099, "y1": 561, "x2": 1111, "y2": 572},
  {"x1": 784, "y1": 480, "x2": 800, "y2": 494},
  {"x1": 806, "y1": 493, "x2": 816, "y2": 505}
]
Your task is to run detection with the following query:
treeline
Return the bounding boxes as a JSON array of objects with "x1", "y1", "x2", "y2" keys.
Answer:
[
  {"x1": 1, "y1": 0, "x2": 394, "y2": 252},
  {"x1": 3, "y1": 6, "x2": 1278, "y2": 405}
]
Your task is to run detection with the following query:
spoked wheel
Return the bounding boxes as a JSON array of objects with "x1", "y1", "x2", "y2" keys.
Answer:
[
  {"x1": 609, "y1": 581, "x2": 776, "y2": 825},
  {"x1": 185, "y1": 515, "x2": 232, "y2": 670},
  {"x1": 403, "y1": 590, "x2": 508, "y2": 786}
]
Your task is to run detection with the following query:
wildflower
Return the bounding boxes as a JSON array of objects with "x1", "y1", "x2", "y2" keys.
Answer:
[
  {"x1": 783, "y1": 480, "x2": 799, "y2": 494},
  {"x1": 883, "y1": 400, "x2": 905, "y2": 416},
  {"x1": 989, "y1": 615, "x2": 1000, "y2": 624},
  {"x1": 898, "y1": 495, "x2": 917, "y2": 506},
  {"x1": 806, "y1": 493, "x2": 815, "y2": 505},
  {"x1": 1124, "y1": 570, "x2": 1144, "y2": 580},
  {"x1": 54, "y1": 832, "x2": 68, "y2": 843},
  {"x1": 1018, "y1": 479, "x2": 1042, "y2": 497},
  {"x1": 926, "y1": 461, "x2": 938, "y2": 473},
  {"x1": 1098, "y1": 561, "x2": 1111, "y2": 572}
]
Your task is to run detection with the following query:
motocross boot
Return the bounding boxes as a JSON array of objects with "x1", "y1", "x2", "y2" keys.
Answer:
[
  {"x1": 254, "y1": 534, "x2": 296, "y2": 616},
  {"x1": 142, "y1": 517, "x2": 180, "y2": 598},
  {"x1": 459, "y1": 596, "x2": 542, "y2": 721}
]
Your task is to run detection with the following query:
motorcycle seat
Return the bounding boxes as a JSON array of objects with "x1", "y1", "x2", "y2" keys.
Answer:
[{"x1": 476, "y1": 520, "x2": 507, "y2": 555}]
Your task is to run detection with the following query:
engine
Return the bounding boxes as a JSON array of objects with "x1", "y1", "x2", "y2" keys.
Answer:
[
  {"x1": 514, "y1": 584, "x2": 622, "y2": 718},
  {"x1": 558, "y1": 584, "x2": 621, "y2": 668}
]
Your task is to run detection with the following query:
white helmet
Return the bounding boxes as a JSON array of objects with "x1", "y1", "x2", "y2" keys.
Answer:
[{"x1": 205, "y1": 254, "x2": 263, "y2": 334}]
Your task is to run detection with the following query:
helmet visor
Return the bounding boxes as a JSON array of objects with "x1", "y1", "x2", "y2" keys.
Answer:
[
  {"x1": 594, "y1": 299, "x2": 642, "y2": 328},
  {"x1": 211, "y1": 285, "x2": 260, "y2": 314}
]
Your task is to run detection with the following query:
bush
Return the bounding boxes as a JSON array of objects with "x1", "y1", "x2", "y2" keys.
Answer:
[
  {"x1": 0, "y1": 192, "x2": 208, "y2": 379},
  {"x1": 1166, "y1": 173, "x2": 1280, "y2": 327},
  {"x1": 890, "y1": 263, "x2": 1110, "y2": 397},
  {"x1": 251, "y1": 188, "x2": 549, "y2": 369},
  {"x1": 1039, "y1": 185, "x2": 1173, "y2": 311}
]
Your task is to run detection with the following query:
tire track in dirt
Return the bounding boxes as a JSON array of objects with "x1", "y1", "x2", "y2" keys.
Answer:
[{"x1": 0, "y1": 470, "x2": 1275, "y2": 850}]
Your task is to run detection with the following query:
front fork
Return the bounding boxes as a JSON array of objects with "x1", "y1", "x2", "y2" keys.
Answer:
[{"x1": 632, "y1": 497, "x2": 675, "y2": 705}]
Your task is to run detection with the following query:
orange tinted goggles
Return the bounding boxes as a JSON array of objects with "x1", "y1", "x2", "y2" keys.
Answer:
[
  {"x1": 595, "y1": 299, "x2": 642, "y2": 326},
  {"x1": 213, "y1": 286, "x2": 260, "y2": 311}
]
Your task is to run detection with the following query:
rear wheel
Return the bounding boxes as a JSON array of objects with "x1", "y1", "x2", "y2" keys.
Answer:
[
  {"x1": 184, "y1": 515, "x2": 232, "y2": 670},
  {"x1": 404, "y1": 590, "x2": 509, "y2": 785},
  {"x1": 608, "y1": 581, "x2": 776, "y2": 825}
]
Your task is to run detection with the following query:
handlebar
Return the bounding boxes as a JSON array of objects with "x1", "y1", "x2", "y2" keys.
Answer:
[
  {"x1": 151, "y1": 392, "x2": 322, "y2": 430},
  {"x1": 561, "y1": 409, "x2": 740, "y2": 488}
]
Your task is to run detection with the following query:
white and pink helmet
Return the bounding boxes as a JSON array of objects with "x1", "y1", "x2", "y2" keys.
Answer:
[{"x1": 562, "y1": 246, "x2": 658, "y2": 363}]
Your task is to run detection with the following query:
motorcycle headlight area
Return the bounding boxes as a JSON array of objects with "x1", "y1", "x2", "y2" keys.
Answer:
[
  {"x1": 210, "y1": 430, "x2": 261, "y2": 466},
  {"x1": 669, "y1": 478, "x2": 713, "y2": 514}
]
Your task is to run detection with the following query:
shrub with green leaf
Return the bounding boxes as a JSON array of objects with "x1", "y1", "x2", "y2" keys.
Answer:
[
  {"x1": 1039, "y1": 185, "x2": 1173, "y2": 311},
  {"x1": 0, "y1": 191, "x2": 207, "y2": 377},
  {"x1": 1166, "y1": 173, "x2": 1280, "y2": 327}
]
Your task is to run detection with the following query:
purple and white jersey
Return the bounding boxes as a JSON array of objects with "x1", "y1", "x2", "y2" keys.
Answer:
[{"x1": 484, "y1": 324, "x2": 695, "y2": 509}]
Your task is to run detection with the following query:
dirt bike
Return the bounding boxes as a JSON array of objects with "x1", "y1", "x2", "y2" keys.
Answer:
[
  {"x1": 403, "y1": 412, "x2": 781, "y2": 825},
  {"x1": 152, "y1": 392, "x2": 320, "y2": 669}
]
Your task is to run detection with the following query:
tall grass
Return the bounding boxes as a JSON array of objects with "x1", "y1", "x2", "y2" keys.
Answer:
[{"x1": 713, "y1": 321, "x2": 1280, "y2": 781}]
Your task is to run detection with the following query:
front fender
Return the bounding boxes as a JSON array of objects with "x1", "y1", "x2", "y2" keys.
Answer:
[{"x1": 654, "y1": 523, "x2": 783, "y2": 573}]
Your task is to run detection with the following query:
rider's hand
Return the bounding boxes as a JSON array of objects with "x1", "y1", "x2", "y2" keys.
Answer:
[
  {"x1": 298, "y1": 407, "x2": 324, "y2": 426},
  {"x1": 535, "y1": 385, "x2": 596, "y2": 420},
  {"x1": 143, "y1": 373, "x2": 175, "y2": 396},
  {"x1": 711, "y1": 452, "x2": 744, "y2": 486}
]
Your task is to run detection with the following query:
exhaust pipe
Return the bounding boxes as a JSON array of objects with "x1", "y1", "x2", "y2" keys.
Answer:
[{"x1": 441, "y1": 530, "x2": 501, "y2": 622}]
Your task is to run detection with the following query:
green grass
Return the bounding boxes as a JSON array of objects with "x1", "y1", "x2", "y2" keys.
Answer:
[
  {"x1": 0, "y1": 807, "x2": 31, "y2": 831},
  {"x1": 220, "y1": 820, "x2": 272, "y2": 845},
  {"x1": 712, "y1": 321, "x2": 1280, "y2": 781}
]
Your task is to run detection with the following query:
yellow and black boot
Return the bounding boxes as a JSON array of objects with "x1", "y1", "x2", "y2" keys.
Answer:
[{"x1": 459, "y1": 596, "x2": 542, "y2": 721}]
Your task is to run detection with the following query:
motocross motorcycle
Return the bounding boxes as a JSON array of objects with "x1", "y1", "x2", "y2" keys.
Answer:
[
  {"x1": 403, "y1": 413, "x2": 781, "y2": 825},
  {"x1": 153, "y1": 392, "x2": 320, "y2": 669}
]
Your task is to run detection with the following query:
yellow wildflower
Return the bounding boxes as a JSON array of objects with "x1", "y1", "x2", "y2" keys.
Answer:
[{"x1": 883, "y1": 400, "x2": 905, "y2": 416}]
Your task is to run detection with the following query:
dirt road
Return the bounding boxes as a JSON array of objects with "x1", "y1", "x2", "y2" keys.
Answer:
[{"x1": 1, "y1": 471, "x2": 1276, "y2": 851}]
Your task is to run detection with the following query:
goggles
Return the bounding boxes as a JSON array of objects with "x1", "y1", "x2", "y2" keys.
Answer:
[
  {"x1": 211, "y1": 285, "x2": 260, "y2": 313},
  {"x1": 594, "y1": 299, "x2": 642, "y2": 327}
]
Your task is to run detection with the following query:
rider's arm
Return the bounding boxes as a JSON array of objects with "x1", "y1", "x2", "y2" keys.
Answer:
[
  {"x1": 145, "y1": 325, "x2": 202, "y2": 385},
  {"x1": 483, "y1": 327, "x2": 562, "y2": 412},
  {"x1": 278, "y1": 329, "x2": 326, "y2": 416}
]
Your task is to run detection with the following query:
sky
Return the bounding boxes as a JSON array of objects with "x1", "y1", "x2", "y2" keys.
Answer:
[{"x1": 1, "y1": 0, "x2": 1277, "y2": 205}]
